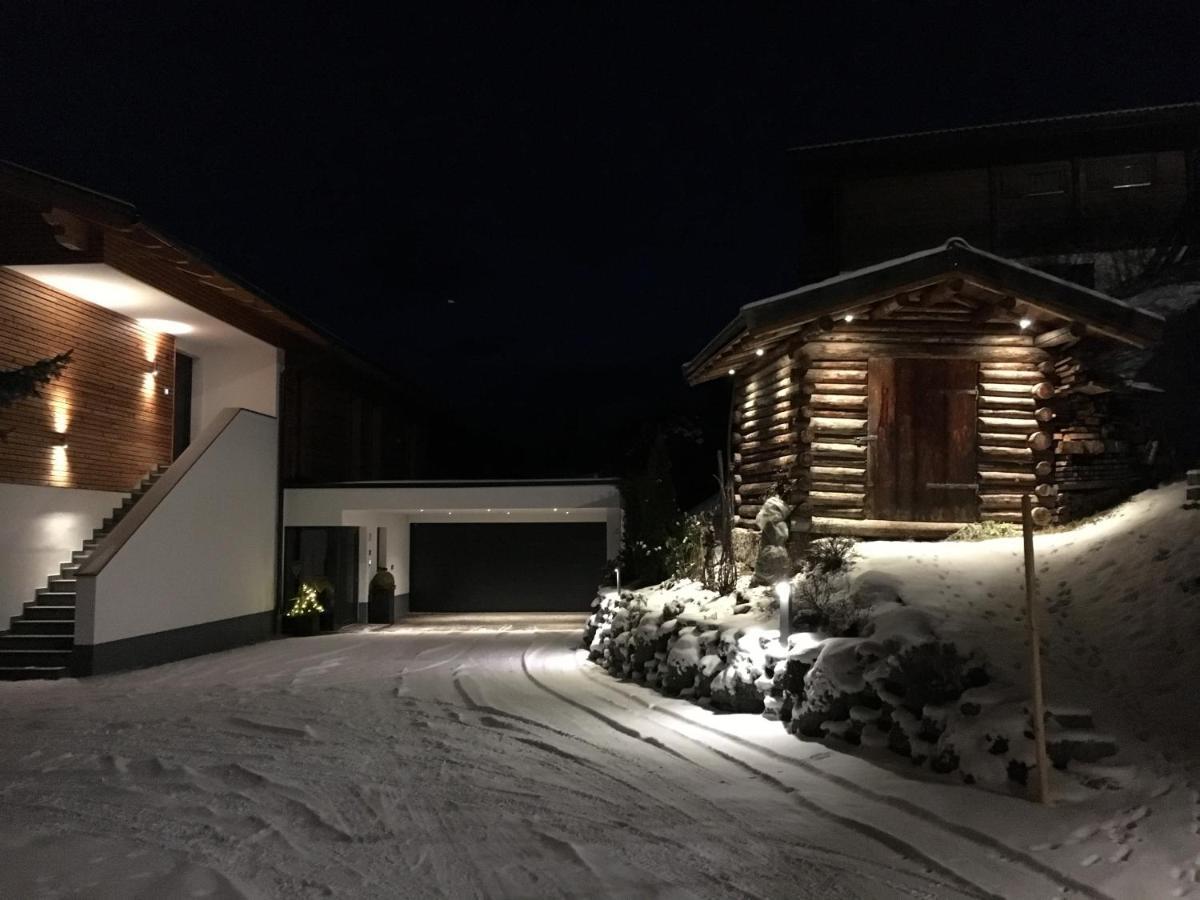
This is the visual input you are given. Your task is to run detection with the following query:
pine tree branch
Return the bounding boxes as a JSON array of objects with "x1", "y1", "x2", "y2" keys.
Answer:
[{"x1": 0, "y1": 351, "x2": 73, "y2": 410}]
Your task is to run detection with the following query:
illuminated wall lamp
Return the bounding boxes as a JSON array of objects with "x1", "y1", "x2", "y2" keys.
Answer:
[
  {"x1": 146, "y1": 362, "x2": 159, "y2": 376},
  {"x1": 53, "y1": 432, "x2": 69, "y2": 449},
  {"x1": 755, "y1": 348, "x2": 765, "y2": 357},
  {"x1": 1019, "y1": 317, "x2": 1033, "y2": 330}
]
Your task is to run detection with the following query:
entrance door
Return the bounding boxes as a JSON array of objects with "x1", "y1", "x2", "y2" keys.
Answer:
[
  {"x1": 867, "y1": 358, "x2": 978, "y2": 522},
  {"x1": 173, "y1": 351, "x2": 193, "y2": 459}
]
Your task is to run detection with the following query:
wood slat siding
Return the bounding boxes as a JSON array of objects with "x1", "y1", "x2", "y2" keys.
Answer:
[{"x1": 0, "y1": 268, "x2": 174, "y2": 491}]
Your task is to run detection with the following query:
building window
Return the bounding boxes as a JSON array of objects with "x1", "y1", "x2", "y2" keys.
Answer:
[
  {"x1": 1083, "y1": 154, "x2": 1156, "y2": 191},
  {"x1": 999, "y1": 163, "x2": 1071, "y2": 199}
]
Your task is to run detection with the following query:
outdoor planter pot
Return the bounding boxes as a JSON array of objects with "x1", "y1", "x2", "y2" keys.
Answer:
[{"x1": 283, "y1": 612, "x2": 321, "y2": 637}]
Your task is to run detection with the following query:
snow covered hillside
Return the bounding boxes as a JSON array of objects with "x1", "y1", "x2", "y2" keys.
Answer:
[{"x1": 586, "y1": 479, "x2": 1200, "y2": 897}]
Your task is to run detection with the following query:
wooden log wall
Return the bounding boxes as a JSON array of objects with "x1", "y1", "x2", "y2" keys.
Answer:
[
  {"x1": 726, "y1": 283, "x2": 1153, "y2": 534},
  {"x1": 730, "y1": 348, "x2": 800, "y2": 527},
  {"x1": 0, "y1": 268, "x2": 174, "y2": 492},
  {"x1": 799, "y1": 310, "x2": 1053, "y2": 528}
]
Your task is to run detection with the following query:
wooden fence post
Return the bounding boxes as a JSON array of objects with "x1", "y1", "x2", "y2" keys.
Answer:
[{"x1": 1022, "y1": 494, "x2": 1052, "y2": 805}]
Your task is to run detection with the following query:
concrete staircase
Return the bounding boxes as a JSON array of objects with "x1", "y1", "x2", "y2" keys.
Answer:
[{"x1": 0, "y1": 466, "x2": 168, "y2": 680}]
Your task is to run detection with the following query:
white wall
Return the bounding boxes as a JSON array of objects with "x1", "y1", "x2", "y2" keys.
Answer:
[
  {"x1": 177, "y1": 336, "x2": 279, "y2": 435},
  {"x1": 0, "y1": 483, "x2": 124, "y2": 626},
  {"x1": 76, "y1": 410, "x2": 278, "y2": 646}
]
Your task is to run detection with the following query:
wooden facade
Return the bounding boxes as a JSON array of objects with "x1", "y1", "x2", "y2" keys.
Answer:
[
  {"x1": 0, "y1": 268, "x2": 174, "y2": 492},
  {"x1": 790, "y1": 103, "x2": 1200, "y2": 284},
  {"x1": 689, "y1": 240, "x2": 1165, "y2": 537},
  {"x1": 0, "y1": 160, "x2": 432, "y2": 488}
]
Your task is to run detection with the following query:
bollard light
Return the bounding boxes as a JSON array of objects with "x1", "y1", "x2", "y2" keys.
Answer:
[
  {"x1": 615, "y1": 567, "x2": 621, "y2": 595},
  {"x1": 775, "y1": 579, "x2": 791, "y2": 640}
]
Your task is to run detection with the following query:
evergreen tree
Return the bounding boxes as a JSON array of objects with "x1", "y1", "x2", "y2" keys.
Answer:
[{"x1": 0, "y1": 352, "x2": 72, "y2": 410}]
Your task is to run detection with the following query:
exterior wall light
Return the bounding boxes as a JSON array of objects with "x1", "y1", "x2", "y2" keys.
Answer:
[
  {"x1": 755, "y1": 348, "x2": 765, "y2": 357},
  {"x1": 1019, "y1": 317, "x2": 1033, "y2": 330},
  {"x1": 843, "y1": 314, "x2": 854, "y2": 322},
  {"x1": 728, "y1": 368, "x2": 735, "y2": 376},
  {"x1": 775, "y1": 579, "x2": 791, "y2": 640},
  {"x1": 53, "y1": 433, "x2": 69, "y2": 449},
  {"x1": 146, "y1": 362, "x2": 159, "y2": 376},
  {"x1": 163, "y1": 387, "x2": 171, "y2": 396}
]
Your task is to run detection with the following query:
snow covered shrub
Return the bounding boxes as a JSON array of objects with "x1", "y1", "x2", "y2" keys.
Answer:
[
  {"x1": 802, "y1": 536, "x2": 859, "y2": 573},
  {"x1": 791, "y1": 568, "x2": 868, "y2": 636},
  {"x1": 883, "y1": 642, "x2": 981, "y2": 716},
  {"x1": 664, "y1": 514, "x2": 706, "y2": 580},
  {"x1": 946, "y1": 521, "x2": 1022, "y2": 541}
]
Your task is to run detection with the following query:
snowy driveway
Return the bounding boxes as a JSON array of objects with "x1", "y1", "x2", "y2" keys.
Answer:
[{"x1": 0, "y1": 615, "x2": 1108, "y2": 899}]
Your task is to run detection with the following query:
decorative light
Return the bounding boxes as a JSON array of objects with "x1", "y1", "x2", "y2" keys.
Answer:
[
  {"x1": 163, "y1": 387, "x2": 171, "y2": 396},
  {"x1": 755, "y1": 348, "x2": 765, "y2": 357},
  {"x1": 775, "y1": 580, "x2": 792, "y2": 639},
  {"x1": 1019, "y1": 317, "x2": 1033, "y2": 330},
  {"x1": 137, "y1": 318, "x2": 193, "y2": 336},
  {"x1": 728, "y1": 368, "x2": 735, "y2": 376},
  {"x1": 486, "y1": 508, "x2": 492, "y2": 512},
  {"x1": 418, "y1": 508, "x2": 424, "y2": 512},
  {"x1": 843, "y1": 314, "x2": 854, "y2": 322},
  {"x1": 553, "y1": 508, "x2": 558, "y2": 512}
]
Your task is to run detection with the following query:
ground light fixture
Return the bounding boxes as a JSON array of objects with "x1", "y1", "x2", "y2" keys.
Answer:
[{"x1": 775, "y1": 579, "x2": 791, "y2": 640}]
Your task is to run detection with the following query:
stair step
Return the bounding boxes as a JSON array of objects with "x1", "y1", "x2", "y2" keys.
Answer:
[
  {"x1": 22, "y1": 604, "x2": 74, "y2": 620},
  {"x1": 11, "y1": 619, "x2": 73, "y2": 635},
  {"x1": 71, "y1": 550, "x2": 91, "y2": 563},
  {"x1": 0, "y1": 634, "x2": 73, "y2": 650},
  {"x1": 60, "y1": 563, "x2": 80, "y2": 576},
  {"x1": 0, "y1": 666, "x2": 69, "y2": 681},
  {"x1": 0, "y1": 648, "x2": 72, "y2": 667},
  {"x1": 46, "y1": 577, "x2": 76, "y2": 591},
  {"x1": 35, "y1": 590, "x2": 76, "y2": 603}
]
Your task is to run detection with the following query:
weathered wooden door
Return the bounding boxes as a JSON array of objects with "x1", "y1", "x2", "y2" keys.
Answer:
[{"x1": 867, "y1": 358, "x2": 979, "y2": 522}]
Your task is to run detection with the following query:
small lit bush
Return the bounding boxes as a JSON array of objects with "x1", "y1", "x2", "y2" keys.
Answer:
[{"x1": 285, "y1": 583, "x2": 325, "y2": 618}]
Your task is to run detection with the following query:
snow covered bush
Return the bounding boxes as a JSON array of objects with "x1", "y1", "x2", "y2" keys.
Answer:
[{"x1": 583, "y1": 537, "x2": 1121, "y2": 798}]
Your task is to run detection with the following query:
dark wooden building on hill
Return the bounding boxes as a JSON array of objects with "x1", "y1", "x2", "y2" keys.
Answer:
[
  {"x1": 684, "y1": 239, "x2": 1164, "y2": 538},
  {"x1": 790, "y1": 103, "x2": 1200, "y2": 291}
]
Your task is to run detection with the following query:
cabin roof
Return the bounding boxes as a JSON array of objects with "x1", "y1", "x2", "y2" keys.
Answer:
[{"x1": 684, "y1": 238, "x2": 1166, "y2": 384}]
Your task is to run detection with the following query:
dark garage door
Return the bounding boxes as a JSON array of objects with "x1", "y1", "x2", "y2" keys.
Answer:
[{"x1": 410, "y1": 522, "x2": 607, "y2": 612}]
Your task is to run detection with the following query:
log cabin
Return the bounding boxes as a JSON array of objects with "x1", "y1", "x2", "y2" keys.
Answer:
[{"x1": 684, "y1": 238, "x2": 1165, "y2": 539}]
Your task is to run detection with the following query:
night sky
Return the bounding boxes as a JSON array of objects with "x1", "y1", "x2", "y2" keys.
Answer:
[{"x1": 4, "y1": 2, "x2": 1200, "y2": 498}]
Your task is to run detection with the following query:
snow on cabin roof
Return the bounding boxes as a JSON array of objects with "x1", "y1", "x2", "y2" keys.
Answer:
[{"x1": 683, "y1": 238, "x2": 1166, "y2": 384}]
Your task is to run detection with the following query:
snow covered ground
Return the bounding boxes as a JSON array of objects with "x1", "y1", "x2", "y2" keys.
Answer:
[{"x1": 1, "y1": 478, "x2": 1198, "y2": 900}]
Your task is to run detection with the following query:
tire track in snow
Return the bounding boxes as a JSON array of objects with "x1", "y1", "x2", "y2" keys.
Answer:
[
  {"x1": 458, "y1": 669, "x2": 973, "y2": 898},
  {"x1": 521, "y1": 647, "x2": 1004, "y2": 900},
  {"x1": 575, "y1": 657, "x2": 1113, "y2": 900}
]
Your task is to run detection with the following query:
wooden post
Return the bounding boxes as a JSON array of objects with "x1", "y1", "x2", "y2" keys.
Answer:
[{"x1": 1022, "y1": 494, "x2": 1052, "y2": 805}]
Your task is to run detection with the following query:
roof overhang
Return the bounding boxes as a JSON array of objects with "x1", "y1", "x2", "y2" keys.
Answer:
[{"x1": 684, "y1": 238, "x2": 1166, "y2": 384}]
